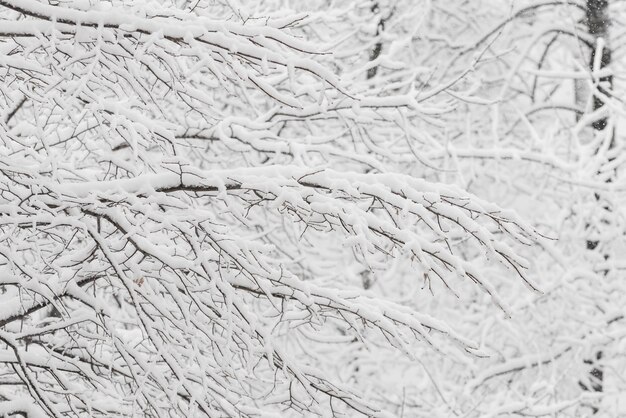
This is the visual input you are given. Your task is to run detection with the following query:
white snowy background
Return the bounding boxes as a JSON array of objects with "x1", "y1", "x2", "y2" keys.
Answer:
[{"x1": 0, "y1": 0, "x2": 625, "y2": 416}]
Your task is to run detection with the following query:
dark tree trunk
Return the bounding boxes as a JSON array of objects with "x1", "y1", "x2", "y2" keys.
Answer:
[
  {"x1": 366, "y1": 3, "x2": 391, "y2": 80},
  {"x1": 581, "y1": 0, "x2": 612, "y2": 412},
  {"x1": 586, "y1": 0, "x2": 612, "y2": 130}
]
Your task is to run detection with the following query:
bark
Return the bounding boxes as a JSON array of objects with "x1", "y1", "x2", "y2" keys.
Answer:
[
  {"x1": 366, "y1": 3, "x2": 391, "y2": 80},
  {"x1": 581, "y1": 0, "x2": 612, "y2": 411},
  {"x1": 586, "y1": 0, "x2": 612, "y2": 130}
]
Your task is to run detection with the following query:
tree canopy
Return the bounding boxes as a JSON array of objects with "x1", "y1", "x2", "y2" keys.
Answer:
[{"x1": 1, "y1": 0, "x2": 625, "y2": 416}]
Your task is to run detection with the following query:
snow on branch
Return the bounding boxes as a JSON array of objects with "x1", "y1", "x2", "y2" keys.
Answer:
[
  {"x1": 0, "y1": 0, "x2": 546, "y2": 416},
  {"x1": 0, "y1": 159, "x2": 540, "y2": 414}
]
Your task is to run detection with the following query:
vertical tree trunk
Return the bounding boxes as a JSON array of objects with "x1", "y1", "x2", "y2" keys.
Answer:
[
  {"x1": 586, "y1": 0, "x2": 612, "y2": 130},
  {"x1": 582, "y1": 0, "x2": 612, "y2": 411},
  {"x1": 367, "y1": 2, "x2": 390, "y2": 80}
]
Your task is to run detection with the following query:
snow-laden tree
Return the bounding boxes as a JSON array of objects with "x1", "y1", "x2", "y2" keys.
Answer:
[
  {"x1": 362, "y1": 0, "x2": 626, "y2": 415},
  {"x1": 0, "y1": 0, "x2": 550, "y2": 416}
]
